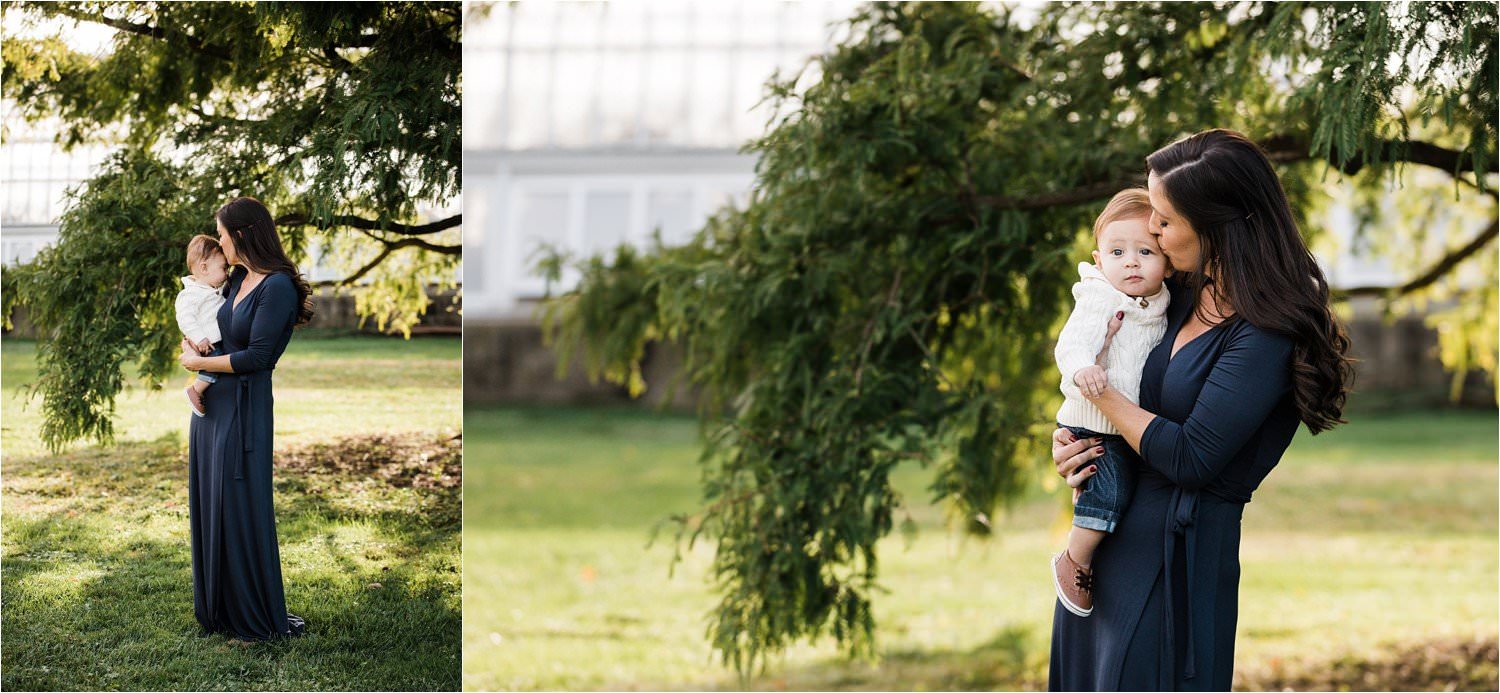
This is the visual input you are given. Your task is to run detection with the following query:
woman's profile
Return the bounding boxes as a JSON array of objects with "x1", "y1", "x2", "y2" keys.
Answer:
[{"x1": 178, "y1": 196, "x2": 316, "y2": 643}]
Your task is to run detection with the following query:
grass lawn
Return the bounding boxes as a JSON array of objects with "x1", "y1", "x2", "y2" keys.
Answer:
[
  {"x1": 462, "y1": 404, "x2": 1499, "y2": 691},
  {"x1": 1, "y1": 332, "x2": 462, "y2": 691}
]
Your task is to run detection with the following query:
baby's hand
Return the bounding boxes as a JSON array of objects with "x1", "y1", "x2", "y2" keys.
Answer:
[
  {"x1": 1073, "y1": 365, "x2": 1109, "y2": 398},
  {"x1": 195, "y1": 338, "x2": 211, "y2": 354}
]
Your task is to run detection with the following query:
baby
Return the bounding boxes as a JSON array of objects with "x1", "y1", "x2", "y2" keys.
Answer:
[
  {"x1": 1050, "y1": 188, "x2": 1170, "y2": 617},
  {"x1": 176, "y1": 234, "x2": 230, "y2": 417}
]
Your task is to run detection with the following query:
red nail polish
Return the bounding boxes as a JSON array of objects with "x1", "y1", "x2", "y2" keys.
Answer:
[
  {"x1": 1115, "y1": 311, "x2": 1124, "y2": 320},
  {"x1": 1094, "y1": 446, "x2": 1104, "y2": 454},
  {"x1": 1088, "y1": 466, "x2": 1097, "y2": 473}
]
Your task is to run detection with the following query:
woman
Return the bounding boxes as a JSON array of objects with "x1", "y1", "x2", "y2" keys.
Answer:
[
  {"x1": 178, "y1": 196, "x2": 314, "y2": 642},
  {"x1": 1047, "y1": 130, "x2": 1354, "y2": 690}
]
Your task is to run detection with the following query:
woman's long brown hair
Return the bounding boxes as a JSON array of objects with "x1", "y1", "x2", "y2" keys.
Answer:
[
  {"x1": 1147, "y1": 129, "x2": 1354, "y2": 434},
  {"x1": 215, "y1": 196, "x2": 315, "y2": 327}
]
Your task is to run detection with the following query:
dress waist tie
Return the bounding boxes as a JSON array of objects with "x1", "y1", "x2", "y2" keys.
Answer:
[
  {"x1": 1160, "y1": 486, "x2": 1199, "y2": 688},
  {"x1": 234, "y1": 377, "x2": 254, "y2": 480}
]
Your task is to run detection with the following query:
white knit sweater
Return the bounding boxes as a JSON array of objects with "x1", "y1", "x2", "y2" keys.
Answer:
[
  {"x1": 175, "y1": 276, "x2": 225, "y2": 345},
  {"x1": 1054, "y1": 262, "x2": 1170, "y2": 434}
]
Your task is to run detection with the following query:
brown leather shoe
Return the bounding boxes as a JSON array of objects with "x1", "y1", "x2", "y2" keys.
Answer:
[
  {"x1": 1052, "y1": 550, "x2": 1095, "y2": 617},
  {"x1": 185, "y1": 386, "x2": 206, "y2": 417}
]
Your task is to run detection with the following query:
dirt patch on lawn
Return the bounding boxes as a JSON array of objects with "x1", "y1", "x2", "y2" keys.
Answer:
[
  {"x1": 278, "y1": 433, "x2": 461, "y2": 489},
  {"x1": 1238, "y1": 636, "x2": 1499, "y2": 691}
]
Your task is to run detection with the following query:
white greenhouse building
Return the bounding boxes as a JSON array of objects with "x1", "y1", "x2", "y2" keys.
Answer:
[{"x1": 459, "y1": 1, "x2": 1481, "y2": 406}]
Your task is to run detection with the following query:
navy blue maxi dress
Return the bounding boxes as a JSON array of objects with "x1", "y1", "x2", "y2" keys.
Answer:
[
  {"x1": 188, "y1": 266, "x2": 306, "y2": 640},
  {"x1": 1049, "y1": 275, "x2": 1301, "y2": 690}
]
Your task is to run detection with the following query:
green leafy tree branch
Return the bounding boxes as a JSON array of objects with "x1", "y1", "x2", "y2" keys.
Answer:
[
  {"x1": 539, "y1": 1, "x2": 1496, "y2": 674},
  {"x1": 2, "y1": 1, "x2": 461, "y2": 450}
]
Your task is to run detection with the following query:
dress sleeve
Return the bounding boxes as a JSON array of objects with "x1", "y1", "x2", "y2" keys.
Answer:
[
  {"x1": 1138, "y1": 324, "x2": 1294, "y2": 489},
  {"x1": 228, "y1": 274, "x2": 295, "y2": 374}
]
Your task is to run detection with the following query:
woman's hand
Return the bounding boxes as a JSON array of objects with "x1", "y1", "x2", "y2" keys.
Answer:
[
  {"x1": 180, "y1": 339, "x2": 204, "y2": 371},
  {"x1": 1053, "y1": 426, "x2": 1105, "y2": 505}
]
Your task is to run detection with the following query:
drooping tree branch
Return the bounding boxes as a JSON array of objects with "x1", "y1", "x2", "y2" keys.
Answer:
[
  {"x1": 1258, "y1": 134, "x2": 1486, "y2": 175},
  {"x1": 195, "y1": 211, "x2": 462, "y2": 286},
  {"x1": 350, "y1": 226, "x2": 461, "y2": 254},
  {"x1": 971, "y1": 136, "x2": 1491, "y2": 213},
  {"x1": 1334, "y1": 217, "x2": 1499, "y2": 300},
  {"x1": 961, "y1": 135, "x2": 1495, "y2": 304},
  {"x1": 402, "y1": 238, "x2": 461, "y2": 254},
  {"x1": 276, "y1": 213, "x2": 461, "y2": 236},
  {"x1": 47, "y1": 5, "x2": 233, "y2": 61},
  {"x1": 314, "y1": 236, "x2": 461, "y2": 288},
  {"x1": 44, "y1": 4, "x2": 412, "y2": 60}
]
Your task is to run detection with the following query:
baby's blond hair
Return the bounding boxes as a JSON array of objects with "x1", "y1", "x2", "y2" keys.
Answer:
[
  {"x1": 1093, "y1": 188, "x2": 1153, "y2": 242},
  {"x1": 186, "y1": 234, "x2": 223, "y2": 271}
]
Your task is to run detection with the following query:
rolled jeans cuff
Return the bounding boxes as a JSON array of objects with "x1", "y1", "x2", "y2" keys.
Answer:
[{"x1": 1072, "y1": 512, "x2": 1117, "y2": 533}]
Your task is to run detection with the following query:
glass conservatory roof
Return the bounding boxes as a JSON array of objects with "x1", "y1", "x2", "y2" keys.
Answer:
[{"x1": 464, "y1": 1, "x2": 864, "y2": 152}]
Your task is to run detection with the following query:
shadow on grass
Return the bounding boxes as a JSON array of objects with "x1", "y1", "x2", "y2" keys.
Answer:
[{"x1": 2, "y1": 435, "x2": 460, "y2": 691}]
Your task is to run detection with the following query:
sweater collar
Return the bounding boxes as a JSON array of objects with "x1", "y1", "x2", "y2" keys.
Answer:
[{"x1": 181, "y1": 275, "x2": 224, "y2": 291}]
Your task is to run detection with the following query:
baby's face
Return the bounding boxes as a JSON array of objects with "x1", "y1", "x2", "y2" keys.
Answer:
[
  {"x1": 1092, "y1": 216, "x2": 1167, "y2": 297},
  {"x1": 195, "y1": 253, "x2": 230, "y2": 288}
]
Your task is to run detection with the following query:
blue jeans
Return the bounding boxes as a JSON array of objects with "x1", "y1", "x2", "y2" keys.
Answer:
[
  {"x1": 196, "y1": 343, "x2": 221, "y2": 384},
  {"x1": 1059, "y1": 423, "x2": 1137, "y2": 534}
]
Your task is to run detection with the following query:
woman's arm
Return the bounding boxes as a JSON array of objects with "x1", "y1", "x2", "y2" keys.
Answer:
[
  {"x1": 179, "y1": 274, "x2": 295, "y2": 374},
  {"x1": 1088, "y1": 326, "x2": 1293, "y2": 489},
  {"x1": 1081, "y1": 386, "x2": 1156, "y2": 452},
  {"x1": 227, "y1": 274, "x2": 294, "y2": 373},
  {"x1": 183, "y1": 349, "x2": 234, "y2": 374}
]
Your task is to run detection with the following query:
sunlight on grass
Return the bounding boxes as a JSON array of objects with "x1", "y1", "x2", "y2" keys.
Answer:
[
  {"x1": 2, "y1": 335, "x2": 461, "y2": 692},
  {"x1": 15, "y1": 562, "x2": 107, "y2": 602},
  {"x1": 0, "y1": 334, "x2": 461, "y2": 459}
]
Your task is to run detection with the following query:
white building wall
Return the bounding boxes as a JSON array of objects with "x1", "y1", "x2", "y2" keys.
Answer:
[
  {"x1": 465, "y1": 0, "x2": 857, "y2": 321},
  {"x1": 464, "y1": 150, "x2": 754, "y2": 321}
]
